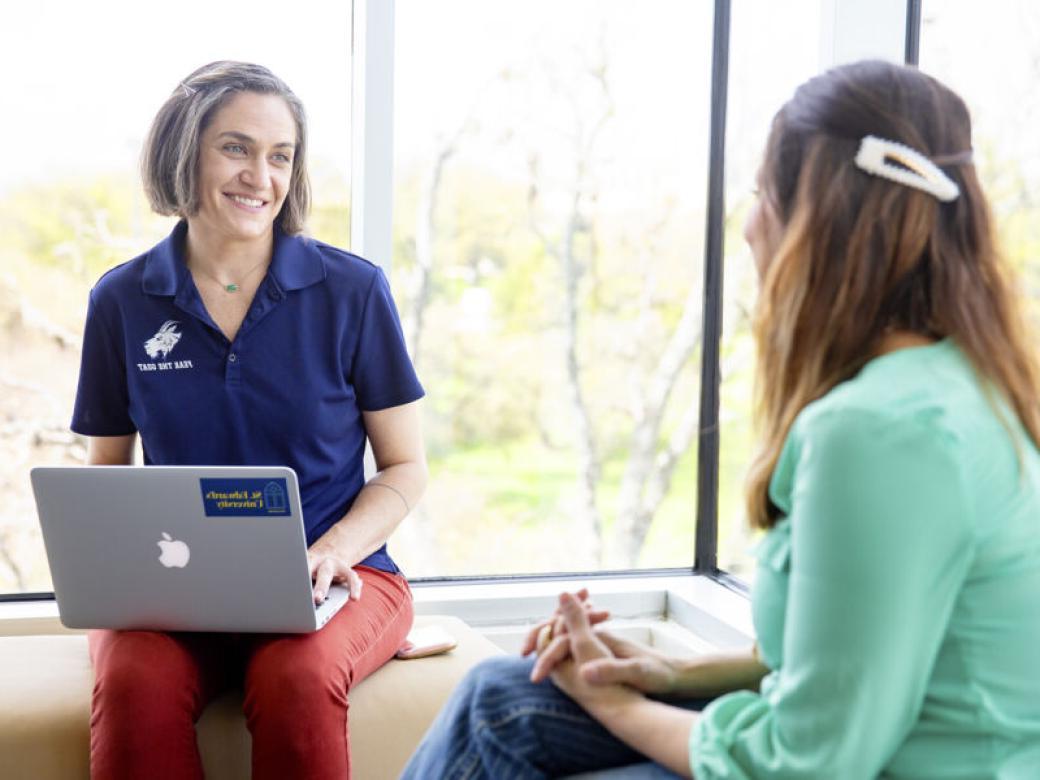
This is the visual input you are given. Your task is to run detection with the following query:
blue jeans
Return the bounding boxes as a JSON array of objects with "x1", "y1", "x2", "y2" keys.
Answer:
[{"x1": 401, "y1": 655, "x2": 710, "y2": 780}]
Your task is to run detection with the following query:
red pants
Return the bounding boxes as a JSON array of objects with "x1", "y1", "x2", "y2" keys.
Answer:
[{"x1": 87, "y1": 566, "x2": 413, "y2": 780}]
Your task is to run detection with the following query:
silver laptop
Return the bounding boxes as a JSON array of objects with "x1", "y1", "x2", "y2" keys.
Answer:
[{"x1": 30, "y1": 465, "x2": 350, "y2": 633}]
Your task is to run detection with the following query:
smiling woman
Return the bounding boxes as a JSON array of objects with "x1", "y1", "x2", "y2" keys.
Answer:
[{"x1": 72, "y1": 61, "x2": 428, "y2": 780}]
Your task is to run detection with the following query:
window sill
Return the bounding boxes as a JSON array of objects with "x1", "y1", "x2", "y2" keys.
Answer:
[{"x1": 0, "y1": 574, "x2": 754, "y2": 649}]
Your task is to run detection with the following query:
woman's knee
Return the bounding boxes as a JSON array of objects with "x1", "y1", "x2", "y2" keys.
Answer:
[
  {"x1": 244, "y1": 642, "x2": 345, "y2": 715},
  {"x1": 94, "y1": 632, "x2": 189, "y2": 691},
  {"x1": 461, "y1": 655, "x2": 570, "y2": 724},
  {"x1": 460, "y1": 655, "x2": 535, "y2": 699},
  {"x1": 92, "y1": 631, "x2": 202, "y2": 722},
  {"x1": 472, "y1": 654, "x2": 536, "y2": 682}
]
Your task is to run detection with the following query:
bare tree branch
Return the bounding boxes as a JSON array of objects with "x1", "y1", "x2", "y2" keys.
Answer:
[
  {"x1": 0, "y1": 529, "x2": 28, "y2": 592},
  {"x1": 409, "y1": 122, "x2": 470, "y2": 366},
  {"x1": 609, "y1": 278, "x2": 703, "y2": 567},
  {"x1": 524, "y1": 49, "x2": 616, "y2": 564}
]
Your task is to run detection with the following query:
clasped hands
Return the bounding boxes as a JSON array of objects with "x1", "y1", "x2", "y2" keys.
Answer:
[{"x1": 522, "y1": 589, "x2": 679, "y2": 716}]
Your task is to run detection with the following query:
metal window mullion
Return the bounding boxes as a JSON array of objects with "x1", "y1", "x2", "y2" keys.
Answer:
[
  {"x1": 694, "y1": 0, "x2": 731, "y2": 576},
  {"x1": 350, "y1": 0, "x2": 396, "y2": 271},
  {"x1": 905, "y1": 0, "x2": 922, "y2": 65},
  {"x1": 351, "y1": 0, "x2": 396, "y2": 485}
]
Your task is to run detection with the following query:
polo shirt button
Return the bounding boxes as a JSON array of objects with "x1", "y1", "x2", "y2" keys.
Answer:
[
  {"x1": 228, "y1": 353, "x2": 237, "y2": 363},
  {"x1": 269, "y1": 290, "x2": 283, "y2": 301}
]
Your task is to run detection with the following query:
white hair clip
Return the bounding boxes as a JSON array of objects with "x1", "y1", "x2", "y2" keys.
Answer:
[
  {"x1": 180, "y1": 83, "x2": 197, "y2": 98},
  {"x1": 854, "y1": 135, "x2": 960, "y2": 202}
]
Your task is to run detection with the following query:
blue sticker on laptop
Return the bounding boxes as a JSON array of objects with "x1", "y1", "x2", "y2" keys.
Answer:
[{"x1": 200, "y1": 478, "x2": 291, "y2": 516}]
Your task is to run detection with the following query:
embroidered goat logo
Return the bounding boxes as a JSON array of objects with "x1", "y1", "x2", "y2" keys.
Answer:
[{"x1": 144, "y1": 320, "x2": 182, "y2": 359}]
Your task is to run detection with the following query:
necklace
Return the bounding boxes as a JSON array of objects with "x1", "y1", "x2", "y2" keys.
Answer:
[{"x1": 191, "y1": 257, "x2": 270, "y2": 293}]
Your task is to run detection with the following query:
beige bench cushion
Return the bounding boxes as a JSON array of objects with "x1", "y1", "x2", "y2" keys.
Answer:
[{"x1": 0, "y1": 615, "x2": 502, "y2": 780}]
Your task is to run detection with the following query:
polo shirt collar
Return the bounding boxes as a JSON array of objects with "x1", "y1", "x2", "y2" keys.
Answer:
[
  {"x1": 269, "y1": 225, "x2": 327, "y2": 292},
  {"x1": 141, "y1": 220, "x2": 326, "y2": 296},
  {"x1": 141, "y1": 220, "x2": 188, "y2": 296}
]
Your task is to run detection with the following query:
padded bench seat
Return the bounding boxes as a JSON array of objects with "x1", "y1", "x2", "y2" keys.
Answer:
[{"x1": 0, "y1": 615, "x2": 503, "y2": 780}]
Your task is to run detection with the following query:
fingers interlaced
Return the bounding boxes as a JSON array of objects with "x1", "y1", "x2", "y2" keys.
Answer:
[
  {"x1": 522, "y1": 592, "x2": 601, "y2": 656},
  {"x1": 595, "y1": 630, "x2": 633, "y2": 655},
  {"x1": 530, "y1": 634, "x2": 571, "y2": 682},
  {"x1": 559, "y1": 592, "x2": 594, "y2": 636},
  {"x1": 523, "y1": 590, "x2": 613, "y2": 664},
  {"x1": 520, "y1": 619, "x2": 548, "y2": 656}
]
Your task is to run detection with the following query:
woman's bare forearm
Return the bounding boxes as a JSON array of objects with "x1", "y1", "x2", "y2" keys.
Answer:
[
  {"x1": 317, "y1": 461, "x2": 427, "y2": 566},
  {"x1": 589, "y1": 697, "x2": 697, "y2": 778},
  {"x1": 316, "y1": 400, "x2": 427, "y2": 567},
  {"x1": 668, "y1": 647, "x2": 770, "y2": 698}
]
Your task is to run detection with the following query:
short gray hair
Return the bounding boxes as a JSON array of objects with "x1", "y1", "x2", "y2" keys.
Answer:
[{"x1": 141, "y1": 61, "x2": 311, "y2": 235}]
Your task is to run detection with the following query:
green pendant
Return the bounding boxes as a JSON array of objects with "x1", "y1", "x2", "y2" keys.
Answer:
[{"x1": 225, "y1": 283, "x2": 239, "y2": 293}]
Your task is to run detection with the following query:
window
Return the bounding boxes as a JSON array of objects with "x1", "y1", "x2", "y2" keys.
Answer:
[
  {"x1": 919, "y1": 1, "x2": 1040, "y2": 323},
  {"x1": 389, "y1": 1, "x2": 713, "y2": 576},
  {"x1": 2, "y1": 0, "x2": 941, "y2": 600},
  {"x1": 0, "y1": 0, "x2": 351, "y2": 595}
]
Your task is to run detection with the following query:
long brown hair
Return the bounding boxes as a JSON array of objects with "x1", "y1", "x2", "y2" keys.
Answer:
[{"x1": 747, "y1": 60, "x2": 1040, "y2": 529}]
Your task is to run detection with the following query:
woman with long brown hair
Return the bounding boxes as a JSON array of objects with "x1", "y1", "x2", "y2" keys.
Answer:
[{"x1": 402, "y1": 60, "x2": 1040, "y2": 779}]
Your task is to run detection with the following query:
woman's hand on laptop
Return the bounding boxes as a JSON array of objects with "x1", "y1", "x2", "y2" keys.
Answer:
[{"x1": 307, "y1": 547, "x2": 364, "y2": 605}]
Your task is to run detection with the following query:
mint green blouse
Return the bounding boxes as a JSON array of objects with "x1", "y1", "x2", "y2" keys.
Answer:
[{"x1": 690, "y1": 340, "x2": 1040, "y2": 778}]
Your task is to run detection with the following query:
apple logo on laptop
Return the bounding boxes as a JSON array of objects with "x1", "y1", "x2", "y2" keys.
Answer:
[{"x1": 157, "y1": 532, "x2": 190, "y2": 568}]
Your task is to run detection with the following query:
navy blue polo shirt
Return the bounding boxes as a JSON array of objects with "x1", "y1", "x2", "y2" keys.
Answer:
[{"x1": 71, "y1": 220, "x2": 424, "y2": 573}]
